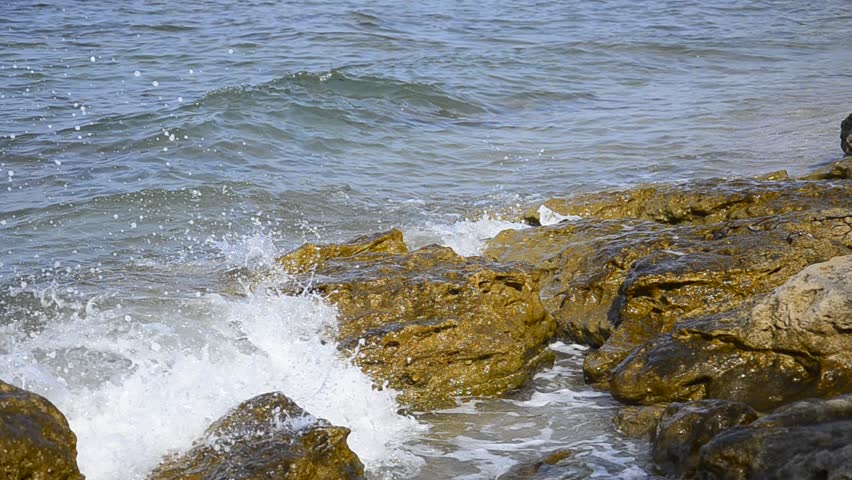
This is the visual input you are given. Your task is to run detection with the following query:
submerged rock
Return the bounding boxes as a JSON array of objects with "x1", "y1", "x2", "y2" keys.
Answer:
[
  {"x1": 652, "y1": 400, "x2": 757, "y2": 477},
  {"x1": 280, "y1": 230, "x2": 556, "y2": 409},
  {"x1": 0, "y1": 380, "x2": 83, "y2": 480},
  {"x1": 696, "y1": 394, "x2": 852, "y2": 479},
  {"x1": 609, "y1": 255, "x2": 852, "y2": 410},
  {"x1": 496, "y1": 449, "x2": 574, "y2": 479},
  {"x1": 149, "y1": 392, "x2": 364, "y2": 480}
]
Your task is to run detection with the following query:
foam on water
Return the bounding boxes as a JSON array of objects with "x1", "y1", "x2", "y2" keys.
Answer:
[
  {"x1": 0, "y1": 280, "x2": 424, "y2": 479},
  {"x1": 407, "y1": 341, "x2": 650, "y2": 479},
  {"x1": 403, "y1": 214, "x2": 529, "y2": 257}
]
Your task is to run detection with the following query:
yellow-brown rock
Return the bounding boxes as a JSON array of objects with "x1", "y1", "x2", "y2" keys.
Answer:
[
  {"x1": 609, "y1": 255, "x2": 852, "y2": 411},
  {"x1": 486, "y1": 178, "x2": 851, "y2": 385},
  {"x1": 521, "y1": 178, "x2": 851, "y2": 226},
  {"x1": 278, "y1": 228, "x2": 408, "y2": 273},
  {"x1": 0, "y1": 380, "x2": 83, "y2": 480},
  {"x1": 149, "y1": 392, "x2": 364, "y2": 480},
  {"x1": 280, "y1": 232, "x2": 556, "y2": 409}
]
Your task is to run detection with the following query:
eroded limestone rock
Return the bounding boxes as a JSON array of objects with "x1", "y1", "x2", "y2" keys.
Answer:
[
  {"x1": 280, "y1": 231, "x2": 556, "y2": 409},
  {"x1": 609, "y1": 255, "x2": 852, "y2": 410},
  {"x1": 696, "y1": 394, "x2": 852, "y2": 480},
  {"x1": 612, "y1": 405, "x2": 665, "y2": 439},
  {"x1": 652, "y1": 400, "x2": 757, "y2": 477},
  {"x1": 0, "y1": 380, "x2": 83, "y2": 480},
  {"x1": 149, "y1": 392, "x2": 364, "y2": 480}
]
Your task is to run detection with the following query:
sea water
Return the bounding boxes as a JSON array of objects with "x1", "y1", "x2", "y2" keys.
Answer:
[{"x1": 1, "y1": 1, "x2": 849, "y2": 478}]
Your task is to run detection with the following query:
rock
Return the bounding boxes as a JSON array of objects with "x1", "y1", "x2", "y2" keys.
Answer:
[
  {"x1": 519, "y1": 179, "x2": 851, "y2": 226},
  {"x1": 696, "y1": 394, "x2": 852, "y2": 480},
  {"x1": 801, "y1": 157, "x2": 852, "y2": 180},
  {"x1": 612, "y1": 405, "x2": 665, "y2": 439},
  {"x1": 0, "y1": 380, "x2": 83, "y2": 480},
  {"x1": 278, "y1": 228, "x2": 408, "y2": 273},
  {"x1": 487, "y1": 205, "x2": 851, "y2": 384},
  {"x1": 755, "y1": 169, "x2": 789, "y2": 181},
  {"x1": 280, "y1": 232, "x2": 556, "y2": 409},
  {"x1": 609, "y1": 255, "x2": 852, "y2": 410},
  {"x1": 842, "y1": 113, "x2": 852, "y2": 156},
  {"x1": 652, "y1": 400, "x2": 757, "y2": 477},
  {"x1": 496, "y1": 450, "x2": 574, "y2": 479},
  {"x1": 149, "y1": 392, "x2": 364, "y2": 480},
  {"x1": 486, "y1": 173, "x2": 852, "y2": 385}
]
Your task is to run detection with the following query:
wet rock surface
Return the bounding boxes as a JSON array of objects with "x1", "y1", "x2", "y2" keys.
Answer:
[
  {"x1": 149, "y1": 392, "x2": 364, "y2": 480},
  {"x1": 482, "y1": 161, "x2": 851, "y2": 478},
  {"x1": 487, "y1": 204, "x2": 851, "y2": 384},
  {"x1": 0, "y1": 380, "x2": 83, "y2": 480},
  {"x1": 496, "y1": 449, "x2": 575, "y2": 479},
  {"x1": 696, "y1": 394, "x2": 852, "y2": 480},
  {"x1": 280, "y1": 230, "x2": 556, "y2": 409},
  {"x1": 610, "y1": 255, "x2": 852, "y2": 410},
  {"x1": 652, "y1": 400, "x2": 757, "y2": 477},
  {"x1": 802, "y1": 156, "x2": 852, "y2": 180},
  {"x1": 842, "y1": 113, "x2": 852, "y2": 156},
  {"x1": 612, "y1": 405, "x2": 666, "y2": 439}
]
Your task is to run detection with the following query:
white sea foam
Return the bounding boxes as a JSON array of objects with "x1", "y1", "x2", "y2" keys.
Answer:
[
  {"x1": 403, "y1": 214, "x2": 528, "y2": 257},
  {"x1": 0, "y1": 285, "x2": 424, "y2": 479},
  {"x1": 537, "y1": 205, "x2": 582, "y2": 226}
]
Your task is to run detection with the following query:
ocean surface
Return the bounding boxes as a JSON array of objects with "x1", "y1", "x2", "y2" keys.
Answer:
[{"x1": 1, "y1": 1, "x2": 850, "y2": 478}]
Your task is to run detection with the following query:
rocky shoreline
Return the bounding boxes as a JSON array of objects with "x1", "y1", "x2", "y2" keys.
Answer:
[{"x1": 2, "y1": 145, "x2": 850, "y2": 477}]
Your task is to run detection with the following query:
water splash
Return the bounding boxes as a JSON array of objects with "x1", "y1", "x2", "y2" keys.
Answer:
[{"x1": 0, "y1": 283, "x2": 424, "y2": 479}]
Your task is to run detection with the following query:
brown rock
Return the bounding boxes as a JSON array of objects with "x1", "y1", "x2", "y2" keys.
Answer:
[
  {"x1": 486, "y1": 172, "x2": 852, "y2": 383},
  {"x1": 149, "y1": 392, "x2": 364, "y2": 480},
  {"x1": 521, "y1": 179, "x2": 851, "y2": 226},
  {"x1": 609, "y1": 255, "x2": 852, "y2": 410},
  {"x1": 281, "y1": 233, "x2": 556, "y2": 409},
  {"x1": 652, "y1": 400, "x2": 757, "y2": 477},
  {"x1": 612, "y1": 405, "x2": 665, "y2": 439},
  {"x1": 278, "y1": 228, "x2": 408, "y2": 273},
  {"x1": 696, "y1": 394, "x2": 852, "y2": 480},
  {"x1": 496, "y1": 450, "x2": 574, "y2": 479},
  {"x1": 0, "y1": 380, "x2": 83, "y2": 480},
  {"x1": 801, "y1": 157, "x2": 852, "y2": 180}
]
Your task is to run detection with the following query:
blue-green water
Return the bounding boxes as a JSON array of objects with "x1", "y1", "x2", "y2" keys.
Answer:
[{"x1": 1, "y1": 1, "x2": 849, "y2": 478}]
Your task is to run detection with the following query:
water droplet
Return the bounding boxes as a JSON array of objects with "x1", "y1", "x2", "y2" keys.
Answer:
[
  {"x1": 134, "y1": 70, "x2": 141, "y2": 77},
  {"x1": 152, "y1": 80, "x2": 159, "y2": 87},
  {"x1": 90, "y1": 56, "x2": 96, "y2": 63}
]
